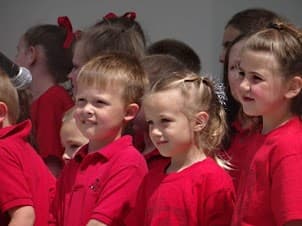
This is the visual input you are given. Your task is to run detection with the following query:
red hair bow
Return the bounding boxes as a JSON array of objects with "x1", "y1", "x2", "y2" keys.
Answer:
[
  {"x1": 57, "y1": 16, "x2": 74, "y2": 48},
  {"x1": 103, "y1": 11, "x2": 136, "y2": 20}
]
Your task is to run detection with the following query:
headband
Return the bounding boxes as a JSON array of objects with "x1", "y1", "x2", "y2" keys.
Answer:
[{"x1": 57, "y1": 16, "x2": 74, "y2": 48}]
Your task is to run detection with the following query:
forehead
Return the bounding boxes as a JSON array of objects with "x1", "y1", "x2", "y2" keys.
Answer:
[
  {"x1": 229, "y1": 39, "x2": 246, "y2": 58},
  {"x1": 144, "y1": 89, "x2": 184, "y2": 110},
  {"x1": 240, "y1": 50, "x2": 279, "y2": 72},
  {"x1": 222, "y1": 25, "x2": 241, "y2": 45}
]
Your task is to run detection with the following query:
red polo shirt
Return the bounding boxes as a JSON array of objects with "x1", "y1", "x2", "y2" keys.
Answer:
[
  {"x1": 52, "y1": 135, "x2": 148, "y2": 226},
  {"x1": 31, "y1": 85, "x2": 74, "y2": 159},
  {"x1": 0, "y1": 120, "x2": 56, "y2": 226}
]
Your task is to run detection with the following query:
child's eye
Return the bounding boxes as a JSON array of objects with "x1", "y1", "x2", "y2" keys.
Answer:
[
  {"x1": 146, "y1": 120, "x2": 153, "y2": 126},
  {"x1": 252, "y1": 75, "x2": 263, "y2": 82},
  {"x1": 76, "y1": 98, "x2": 86, "y2": 106},
  {"x1": 95, "y1": 99, "x2": 108, "y2": 106},
  {"x1": 161, "y1": 118, "x2": 172, "y2": 124},
  {"x1": 238, "y1": 71, "x2": 245, "y2": 77},
  {"x1": 70, "y1": 144, "x2": 81, "y2": 150}
]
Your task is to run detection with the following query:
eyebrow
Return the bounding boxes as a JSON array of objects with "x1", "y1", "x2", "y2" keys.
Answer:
[{"x1": 223, "y1": 41, "x2": 232, "y2": 48}]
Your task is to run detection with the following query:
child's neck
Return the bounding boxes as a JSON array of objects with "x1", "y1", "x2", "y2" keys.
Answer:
[
  {"x1": 30, "y1": 67, "x2": 56, "y2": 101},
  {"x1": 262, "y1": 108, "x2": 294, "y2": 134},
  {"x1": 87, "y1": 132, "x2": 123, "y2": 153},
  {"x1": 166, "y1": 147, "x2": 206, "y2": 173}
]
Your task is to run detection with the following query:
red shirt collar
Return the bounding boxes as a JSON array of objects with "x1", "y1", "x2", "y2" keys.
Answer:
[
  {"x1": 74, "y1": 135, "x2": 133, "y2": 162},
  {"x1": 0, "y1": 119, "x2": 31, "y2": 140}
]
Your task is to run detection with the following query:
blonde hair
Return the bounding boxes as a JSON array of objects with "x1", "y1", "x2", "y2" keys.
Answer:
[
  {"x1": 76, "y1": 52, "x2": 148, "y2": 107},
  {"x1": 145, "y1": 72, "x2": 228, "y2": 168},
  {"x1": 242, "y1": 22, "x2": 302, "y2": 116},
  {"x1": 0, "y1": 69, "x2": 20, "y2": 124}
]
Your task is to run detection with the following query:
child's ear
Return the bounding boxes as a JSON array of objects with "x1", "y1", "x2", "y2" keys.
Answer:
[
  {"x1": 26, "y1": 46, "x2": 37, "y2": 66},
  {"x1": 0, "y1": 102, "x2": 8, "y2": 125},
  {"x1": 193, "y1": 111, "x2": 209, "y2": 132},
  {"x1": 285, "y1": 75, "x2": 302, "y2": 99},
  {"x1": 124, "y1": 103, "x2": 140, "y2": 122}
]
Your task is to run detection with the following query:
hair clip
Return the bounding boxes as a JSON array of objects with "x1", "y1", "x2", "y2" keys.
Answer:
[
  {"x1": 103, "y1": 11, "x2": 136, "y2": 21},
  {"x1": 122, "y1": 12, "x2": 136, "y2": 20},
  {"x1": 268, "y1": 22, "x2": 286, "y2": 31},
  {"x1": 57, "y1": 16, "x2": 74, "y2": 48},
  {"x1": 103, "y1": 12, "x2": 118, "y2": 20}
]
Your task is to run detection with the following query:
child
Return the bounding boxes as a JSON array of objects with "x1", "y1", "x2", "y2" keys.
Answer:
[
  {"x1": 69, "y1": 13, "x2": 146, "y2": 95},
  {"x1": 60, "y1": 107, "x2": 88, "y2": 164},
  {"x1": 147, "y1": 38, "x2": 201, "y2": 73},
  {"x1": 222, "y1": 34, "x2": 261, "y2": 190},
  {"x1": 133, "y1": 54, "x2": 186, "y2": 168},
  {"x1": 131, "y1": 72, "x2": 235, "y2": 225},
  {"x1": 220, "y1": 9, "x2": 286, "y2": 190},
  {"x1": 0, "y1": 69, "x2": 56, "y2": 226},
  {"x1": 15, "y1": 16, "x2": 75, "y2": 175},
  {"x1": 51, "y1": 53, "x2": 149, "y2": 226},
  {"x1": 232, "y1": 22, "x2": 302, "y2": 226},
  {"x1": 220, "y1": 8, "x2": 285, "y2": 63}
]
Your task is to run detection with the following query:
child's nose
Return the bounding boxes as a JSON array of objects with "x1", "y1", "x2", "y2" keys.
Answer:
[
  {"x1": 239, "y1": 78, "x2": 251, "y2": 92},
  {"x1": 150, "y1": 126, "x2": 162, "y2": 137}
]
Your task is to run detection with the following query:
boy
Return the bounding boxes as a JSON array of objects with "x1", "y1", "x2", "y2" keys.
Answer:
[
  {"x1": 0, "y1": 69, "x2": 56, "y2": 226},
  {"x1": 52, "y1": 53, "x2": 149, "y2": 226}
]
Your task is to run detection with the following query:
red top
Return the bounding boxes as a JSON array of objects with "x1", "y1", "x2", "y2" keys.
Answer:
[
  {"x1": 232, "y1": 116, "x2": 302, "y2": 226},
  {"x1": 31, "y1": 85, "x2": 74, "y2": 159},
  {"x1": 131, "y1": 157, "x2": 235, "y2": 226},
  {"x1": 226, "y1": 120, "x2": 259, "y2": 191},
  {"x1": 0, "y1": 120, "x2": 56, "y2": 226},
  {"x1": 51, "y1": 135, "x2": 148, "y2": 226}
]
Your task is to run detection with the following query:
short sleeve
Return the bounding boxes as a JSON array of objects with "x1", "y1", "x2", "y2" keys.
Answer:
[{"x1": 0, "y1": 147, "x2": 33, "y2": 212}]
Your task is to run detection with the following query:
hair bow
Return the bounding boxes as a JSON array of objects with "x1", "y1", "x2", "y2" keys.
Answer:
[
  {"x1": 57, "y1": 16, "x2": 74, "y2": 48},
  {"x1": 103, "y1": 11, "x2": 136, "y2": 20}
]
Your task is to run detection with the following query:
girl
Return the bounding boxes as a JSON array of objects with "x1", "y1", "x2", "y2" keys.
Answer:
[
  {"x1": 15, "y1": 16, "x2": 75, "y2": 175},
  {"x1": 69, "y1": 12, "x2": 146, "y2": 95},
  {"x1": 133, "y1": 54, "x2": 186, "y2": 169},
  {"x1": 232, "y1": 22, "x2": 302, "y2": 226},
  {"x1": 131, "y1": 72, "x2": 235, "y2": 225},
  {"x1": 223, "y1": 34, "x2": 261, "y2": 190},
  {"x1": 220, "y1": 8, "x2": 284, "y2": 63},
  {"x1": 60, "y1": 107, "x2": 88, "y2": 164}
]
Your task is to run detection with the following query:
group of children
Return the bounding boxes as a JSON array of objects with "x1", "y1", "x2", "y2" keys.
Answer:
[{"x1": 0, "y1": 7, "x2": 301, "y2": 226}]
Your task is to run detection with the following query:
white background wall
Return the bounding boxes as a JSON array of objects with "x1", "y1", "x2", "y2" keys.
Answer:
[{"x1": 1, "y1": 0, "x2": 301, "y2": 79}]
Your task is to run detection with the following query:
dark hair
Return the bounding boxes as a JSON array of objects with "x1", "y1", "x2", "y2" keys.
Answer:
[
  {"x1": 226, "y1": 8, "x2": 285, "y2": 35},
  {"x1": 23, "y1": 24, "x2": 74, "y2": 83},
  {"x1": 147, "y1": 38, "x2": 201, "y2": 73},
  {"x1": 77, "y1": 23, "x2": 145, "y2": 63},
  {"x1": 223, "y1": 34, "x2": 246, "y2": 127},
  {"x1": 95, "y1": 13, "x2": 146, "y2": 47},
  {"x1": 140, "y1": 54, "x2": 187, "y2": 86}
]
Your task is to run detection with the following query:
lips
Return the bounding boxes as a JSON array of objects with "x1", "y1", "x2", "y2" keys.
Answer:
[
  {"x1": 156, "y1": 140, "x2": 168, "y2": 146},
  {"x1": 242, "y1": 96, "x2": 254, "y2": 102}
]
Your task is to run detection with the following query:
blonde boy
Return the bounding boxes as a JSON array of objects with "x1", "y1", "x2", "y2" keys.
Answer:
[{"x1": 52, "y1": 53, "x2": 148, "y2": 226}]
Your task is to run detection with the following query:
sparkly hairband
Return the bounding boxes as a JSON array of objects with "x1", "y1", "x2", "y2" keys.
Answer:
[
  {"x1": 184, "y1": 75, "x2": 227, "y2": 106},
  {"x1": 57, "y1": 16, "x2": 74, "y2": 48},
  {"x1": 103, "y1": 11, "x2": 136, "y2": 20}
]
